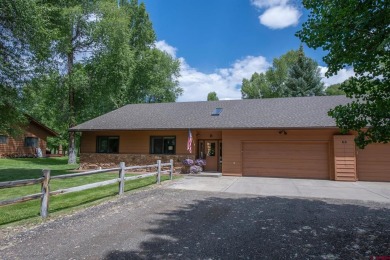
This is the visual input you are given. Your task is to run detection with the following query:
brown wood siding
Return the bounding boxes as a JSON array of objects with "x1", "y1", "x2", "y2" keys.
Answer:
[
  {"x1": 0, "y1": 122, "x2": 48, "y2": 156},
  {"x1": 80, "y1": 130, "x2": 192, "y2": 155},
  {"x1": 222, "y1": 129, "x2": 339, "y2": 178},
  {"x1": 333, "y1": 135, "x2": 357, "y2": 181},
  {"x1": 357, "y1": 144, "x2": 390, "y2": 182},
  {"x1": 196, "y1": 130, "x2": 222, "y2": 140},
  {"x1": 242, "y1": 141, "x2": 329, "y2": 179}
]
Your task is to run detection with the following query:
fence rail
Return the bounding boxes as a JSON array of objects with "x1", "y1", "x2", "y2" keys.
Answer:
[
  {"x1": 0, "y1": 177, "x2": 45, "y2": 189},
  {"x1": 0, "y1": 159, "x2": 174, "y2": 218}
]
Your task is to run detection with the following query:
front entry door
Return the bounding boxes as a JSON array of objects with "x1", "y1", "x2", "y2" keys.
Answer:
[{"x1": 205, "y1": 140, "x2": 218, "y2": 171}]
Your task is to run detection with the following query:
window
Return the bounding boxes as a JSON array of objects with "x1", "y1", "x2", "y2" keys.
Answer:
[
  {"x1": 150, "y1": 136, "x2": 176, "y2": 154},
  {"x1": 207, "y1": 142, "x2": 216, "y2": 156},
  {"x1": 96, "y1": 136, "x2": 119, "y2": 153},
  {"x1": 25, "y1": 137, "x2": 38, "y2": 147},
  {"x1": 0, "y1": 135, "x2": 7, "y2": 144},
  {"x1": 211, "y1": 108, "x2": 223, "y2": 116}
]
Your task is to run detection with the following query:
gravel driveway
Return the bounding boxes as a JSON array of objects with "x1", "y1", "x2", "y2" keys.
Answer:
[{"x1": 1, "y1": 184, "x2": 389, "y2": 259}]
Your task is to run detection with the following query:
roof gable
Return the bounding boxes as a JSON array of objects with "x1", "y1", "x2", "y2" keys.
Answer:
[{"x1": 27, "y1": 116, "x2": 58, "y2": 137}]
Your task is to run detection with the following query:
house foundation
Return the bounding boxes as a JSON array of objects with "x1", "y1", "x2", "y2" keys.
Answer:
[{"x1": 79, "y1": 153, "x2": 196, "y2": 170}]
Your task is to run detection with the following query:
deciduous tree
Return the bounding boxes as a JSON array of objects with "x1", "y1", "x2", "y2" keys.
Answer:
[
  {"x1": 297, "y1": 0, "x2": 390, "y2": 148},
  {"x1": 21, "y1": 0, "x2": 181, "y2": 162},
  {"x1": 0, "y1": 0, "x2": 51, "y2": 135},
  {"x1": 207, "y1": 92, "x2": 219, "y2": 101},
  {"x1": 325, "y1": 83, "x2": 346, "y2": 96},
  {"x1": 241, "y1": 72, "x2": 272, "y2": 99}
]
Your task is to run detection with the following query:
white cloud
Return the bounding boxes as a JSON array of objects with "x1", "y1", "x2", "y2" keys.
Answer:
[
  {"x1": 217, "y1": 56, "x2": 269, "y2": 86},
  {"x1": 259, "y1": 5, "x2": 301, "y2": 29},
  {"x1": 319, "y1": 66, "x2": 355, "y2": 86},
  {"x1": 178, "y1": 56, "x2": 270, "y2": 102},
  {"x1": 155, "y1": 41, "x2": 270, "y2": 102},
  {"x1": 250, "y1": 0, "x2": 301, "y2": 29},
  {"x1": 156, "y1": 41, "x2": 356, "y2": 102},
  {"x1": 155, "y1": 40, "x2": 177, "y2": 58},
  {"x1": 251, "y1": 0, "x2": 288, "y2": 8}
]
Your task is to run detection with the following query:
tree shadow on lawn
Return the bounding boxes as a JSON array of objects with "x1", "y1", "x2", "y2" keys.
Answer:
[
  {"x1": 1, "y1": 157, "x2": 73, "y2": 166},
  {"x1": 103, "y1": 195, "x2": 390, "y2": 259},
  {"x1": 0, "y1": 168, "x2": 75, "y2": 182}
]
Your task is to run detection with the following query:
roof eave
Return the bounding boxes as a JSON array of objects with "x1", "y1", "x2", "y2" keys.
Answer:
[{"x1": 69, "y1": 126, "x2": 341, "y2": 132}]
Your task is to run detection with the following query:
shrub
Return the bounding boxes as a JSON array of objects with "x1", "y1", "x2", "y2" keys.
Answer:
[
  {"x1": 190, "y1": 165, "x2": 202, "y2": 174},
  {"x1": 182, "y1": 159, "x2": 194, "y2": 166},
  {"x1": 194, "y1": 159, "x2": 206, "y2": 166}
]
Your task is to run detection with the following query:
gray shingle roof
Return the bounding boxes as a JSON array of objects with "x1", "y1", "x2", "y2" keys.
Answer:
[{"x1": 70, "y1": 96, "x2": 351, "y2": 131}]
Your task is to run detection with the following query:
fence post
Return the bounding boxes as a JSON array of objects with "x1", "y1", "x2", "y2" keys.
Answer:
[
  {"x1": 170, "y1": 159, "x2": 174, "y2": 180},
  {"x1": 119, "y1": 162, "x2": 125, "y2": 195},
  {"x1": 157, "y1": 160, "x2": 161, "y2": 184},
  {"x1": 41, "y1": 169, "x2": 50, "y2": 218}
]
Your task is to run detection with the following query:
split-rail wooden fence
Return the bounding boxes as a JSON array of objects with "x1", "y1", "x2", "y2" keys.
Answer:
[{"x1": 0, "y1": 160, "x2": 174, "y2": 218}]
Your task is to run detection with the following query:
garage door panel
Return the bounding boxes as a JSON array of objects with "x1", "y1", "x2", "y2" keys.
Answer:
[
  {"x1": 244, "y1": 143, "x2": 324, "y2": 151},
  {"x1": 244, "y1": 165, "x2": 323, "y2": 172},
  {"x1": 244, "y1": 169, "x2": 326, "y2": 179},
  {"x1": 242, "y1": 142, "x2": 329, "y2": 179},
  {"x1": 245, "y1": 154, "x2": 328, "y2": 161},
  {"x1": 243, "y1": 159, "x2": 328, "y2": 167},
  {"x1": 357, "y1": 144, "x2": 390, "y2": 181}
]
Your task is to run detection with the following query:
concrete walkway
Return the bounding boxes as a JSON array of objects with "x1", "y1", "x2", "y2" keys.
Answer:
[{"x1": 168, "y1": 176, "x2": 390, "y2": 203}]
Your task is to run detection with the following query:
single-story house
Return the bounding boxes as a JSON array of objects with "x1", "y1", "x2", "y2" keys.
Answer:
[
  {"x1": 0, "y1": 116, "x2": 58, "y2": 157},
  {"x1": 70, "y1": 96, "x2": 390, "y2": 182}
]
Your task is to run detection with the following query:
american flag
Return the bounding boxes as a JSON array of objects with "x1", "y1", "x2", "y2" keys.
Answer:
[{"x1": 187, "y1": 129, "x2": 193, "y2": 153}]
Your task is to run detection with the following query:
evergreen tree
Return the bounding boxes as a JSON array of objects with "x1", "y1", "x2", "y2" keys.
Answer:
[{"x1": 285, "y1": 45, "x2": 324, "y2": 97}]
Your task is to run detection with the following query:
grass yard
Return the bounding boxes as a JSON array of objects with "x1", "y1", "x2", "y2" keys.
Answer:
[
  {"x1": 0, "y1": 157, "x2": 171, "y2": 226},
  {"x1": 0, "y1": 157, "x2": 79, "y2": 182}
]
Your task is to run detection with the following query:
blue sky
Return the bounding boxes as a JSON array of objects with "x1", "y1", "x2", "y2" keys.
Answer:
[{"x1": 142, "y1": 0, "x2": 354, "y2": 101}]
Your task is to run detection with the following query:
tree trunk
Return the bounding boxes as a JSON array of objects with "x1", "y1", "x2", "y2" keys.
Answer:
[
  {"x1": 68, "y1": 131, "x2": 77, "y2": 164},
  {"x1": 67, "y1": 50, "x2": 77, "y2": 165}
]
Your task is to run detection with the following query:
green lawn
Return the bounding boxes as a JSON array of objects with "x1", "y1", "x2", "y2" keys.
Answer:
[{"x1": 0, "y1": 157, "x2": 171, "y2": 226}]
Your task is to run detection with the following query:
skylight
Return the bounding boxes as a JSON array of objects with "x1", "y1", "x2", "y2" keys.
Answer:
[{"x1": 211, "y1": 108, "x2": 223, "y2": 116}]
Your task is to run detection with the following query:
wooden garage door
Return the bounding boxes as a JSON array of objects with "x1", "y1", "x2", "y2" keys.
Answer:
[
  {"x1": 357, "y1": 144, "x2": 390, "y2": 182},
  {"x1": 242, "y1": 142, "x2": 329, "y2": 179}
]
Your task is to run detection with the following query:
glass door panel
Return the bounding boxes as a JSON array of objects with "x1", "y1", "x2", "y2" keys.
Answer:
[{"x1": 205, "y1": 141, "x2": 218, "y2": 171}]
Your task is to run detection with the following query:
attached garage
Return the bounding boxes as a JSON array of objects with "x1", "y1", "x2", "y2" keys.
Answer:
[
  {"x1": 242, "y1": 141, "x2": 330, "y2": 179},
  {"x1": 357, "y1": 144, "x2": 390, "y2": 182}
]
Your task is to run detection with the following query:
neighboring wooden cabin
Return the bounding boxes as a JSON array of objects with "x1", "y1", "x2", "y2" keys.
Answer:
[
  {"x1": 0, "y1": 116, "x2": 58, "y2": 158},
  {"x1": 70, "y1": 96, "x2": 390, "y2": 182}
]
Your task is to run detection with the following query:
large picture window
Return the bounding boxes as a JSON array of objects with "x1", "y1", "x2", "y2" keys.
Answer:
[
  {"x1": 0, "y1": 135, "x2": 7, "y2": 144},
  {"x1": 25, "y1": 137, "x2": 38, "y2": 147},
  {"x1": 96, "y1": 136, "x2": 119, "y2": 153},
  {"x1": 150, "y1": 136, "x2": 176, "y2": 154}
]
